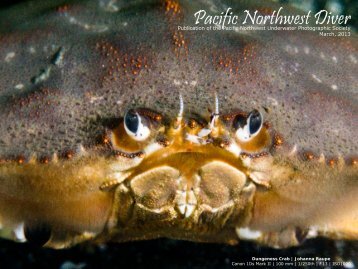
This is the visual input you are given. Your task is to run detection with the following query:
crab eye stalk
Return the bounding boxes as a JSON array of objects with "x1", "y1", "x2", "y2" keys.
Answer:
[
  {"x1": 124, "y1": 110, "x2": 150, "y2": 141},
  {"x1": 234, "y1": 109, "x2": 263, "y2": 142}
]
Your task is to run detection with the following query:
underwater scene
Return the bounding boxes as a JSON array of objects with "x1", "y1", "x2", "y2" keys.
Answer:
[{"x1": 0, "y1": 0, "x2": 357, "y2": 268}]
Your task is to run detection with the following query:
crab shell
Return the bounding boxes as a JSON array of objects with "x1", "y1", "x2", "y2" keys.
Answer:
[{"x1": 0, "y1": 0, "x2": 357, "y2": 248}]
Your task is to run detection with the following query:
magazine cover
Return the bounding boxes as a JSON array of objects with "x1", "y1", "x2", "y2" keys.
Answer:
[{"x1": 0, "y1": 0, "x2": 356, "y2": 268}]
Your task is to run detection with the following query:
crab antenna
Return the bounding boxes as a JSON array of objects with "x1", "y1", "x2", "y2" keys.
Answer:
[
  {"x1": 209, "y1": 92, "x2": 220, "y2": 130},
  {"x1": 178, "y1": 93, "x2": 184, "y2": 118},
  {"x1": 214, "y1": 92, "x2": 219, "y2": 115},
  {"x1": 173, "y1": 93, "x2": 184, "y2": 130}
]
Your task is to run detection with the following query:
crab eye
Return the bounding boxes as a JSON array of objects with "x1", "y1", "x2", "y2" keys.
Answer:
[
  {"x1": 233, "y1": 114, "x2": 246, "y2": 130},
  {"x1": 124, "y1": 110, "x2": 150, "y2": 141},
  {"x1": 248, "y1": 109, "x2": 262, "y2": 135},
  {"x1": 234, "y1": 110, "x2": 263, "y2": 141}
]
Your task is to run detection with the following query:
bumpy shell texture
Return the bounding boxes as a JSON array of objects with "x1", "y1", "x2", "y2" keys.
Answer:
[
  {"x1": 0, "y1": 0, "x2": 356, "y2": 158},
  {"x1": 0, "y1": 0, "x2": 357, "y2": 259}
]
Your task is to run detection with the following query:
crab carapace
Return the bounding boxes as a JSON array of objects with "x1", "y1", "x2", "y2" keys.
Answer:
[{"x1": 0, "y1": 0, "x2": 356, "y2": 248}]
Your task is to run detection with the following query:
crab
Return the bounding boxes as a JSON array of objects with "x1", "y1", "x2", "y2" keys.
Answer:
[{"x1": 0, "y1": 0, "x2": 357, "y2": 249}]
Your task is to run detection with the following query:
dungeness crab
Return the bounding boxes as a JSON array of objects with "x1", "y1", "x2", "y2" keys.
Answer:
[{"x1": 0, "y1": 0, "x2": 356, "y2": 249}]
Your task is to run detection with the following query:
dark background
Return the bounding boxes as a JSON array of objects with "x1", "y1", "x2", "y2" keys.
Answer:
[{"x1": 0, "y1": 237, "x2": 357, "y2": 268}]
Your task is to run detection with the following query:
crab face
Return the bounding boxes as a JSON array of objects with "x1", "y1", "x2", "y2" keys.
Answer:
[
  {"x1": 95, "y1": 101, "x2": 287, "y2": 247},
  {"x1": 104, "y1": 100, "x2": 271, "y2": 219}
]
